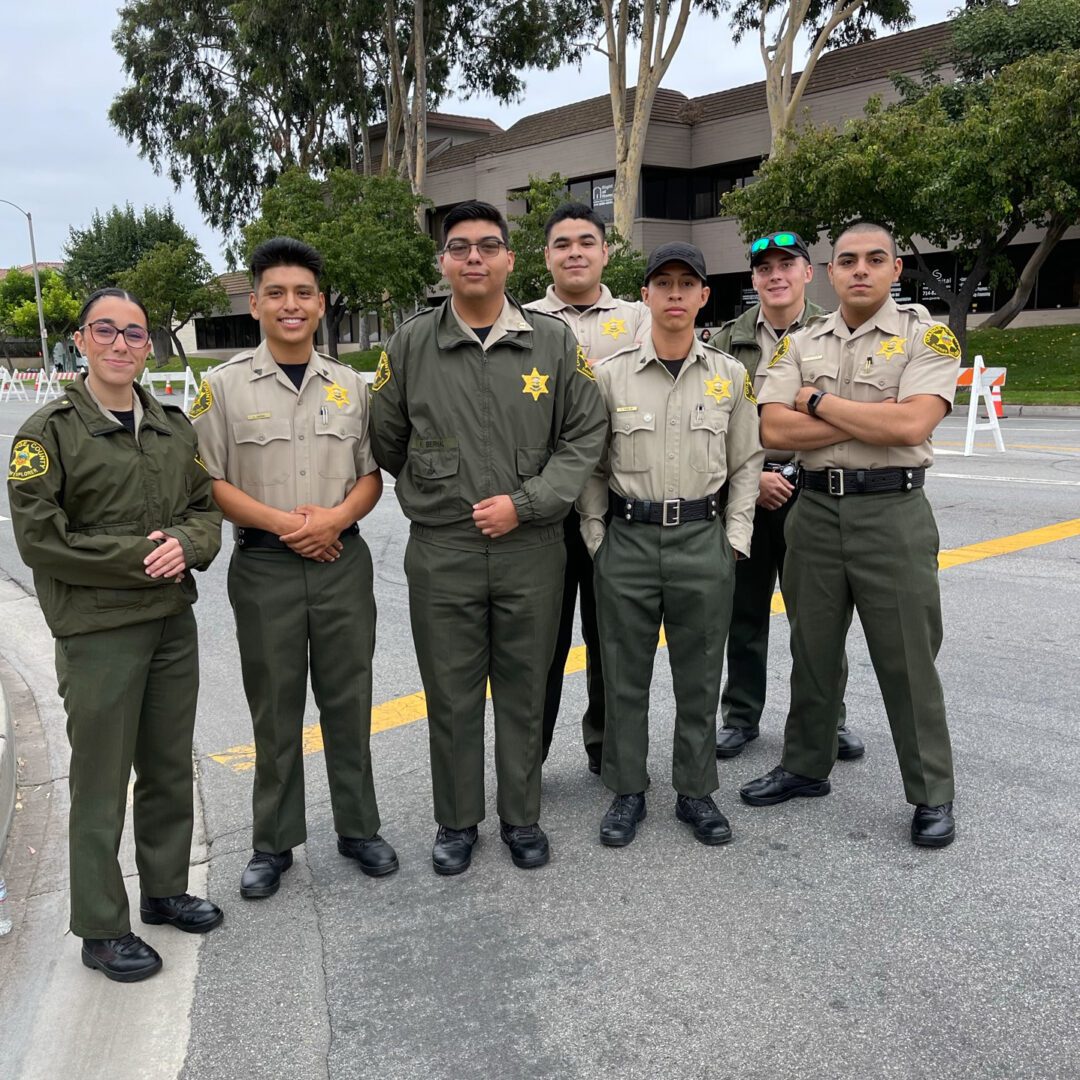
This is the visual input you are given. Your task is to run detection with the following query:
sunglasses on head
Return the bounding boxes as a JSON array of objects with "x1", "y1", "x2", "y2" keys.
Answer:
[{"x1": 750, "y1": 232, "x2": 799, "y2": 255}]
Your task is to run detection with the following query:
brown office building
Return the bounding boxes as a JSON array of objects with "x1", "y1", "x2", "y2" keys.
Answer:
[{"x1": 423, "y1": 20, "x2": 1079, "y2": 329}]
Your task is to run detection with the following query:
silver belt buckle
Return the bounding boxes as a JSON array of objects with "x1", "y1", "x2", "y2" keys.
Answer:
[
  {"x1": 662, "y1": 499, "x2": 681, "y2": 526},
  {"x1": 827, "y1": 469, "x2": 845, "y2": 496}
]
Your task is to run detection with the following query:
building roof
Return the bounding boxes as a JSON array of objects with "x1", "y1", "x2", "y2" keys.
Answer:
[
  {"x1": 217, "y1": 270, "x2": 252, "y2": 296},
  {"x1": 429, "y1": 20, "x2": 954, "y2": 174},
  {"x1": 369, "y1": 110, "x2": 504, "y2": 140},
  {"x1": 0, "y1": 261, "x2": 65, "y2": 280}
]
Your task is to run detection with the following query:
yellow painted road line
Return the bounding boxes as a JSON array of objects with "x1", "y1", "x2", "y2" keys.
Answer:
[{"x1": 208, "y1": 522, "x2": 1080, "y2": 771}]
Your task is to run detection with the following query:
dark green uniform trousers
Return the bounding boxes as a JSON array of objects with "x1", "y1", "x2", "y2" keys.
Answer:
[
  {"x1": 404, "y1": 531, "x2": 564, "y2": 829},
  {"x1": 542, "y1": 508, "x2": 605, "y2": 762},
  {"x1": 722, "y1": 493, "x2": 848, "y2": 730},
  {"x1": 228, "y1": 533, "x2": 381, "y2": 853},
  {"x1": 57, "y1": 608, "x2": 199, "y2": 939},
  {"x1": 595, "y1": 515, "x2": 735, "y2": 798},
  {"x1": 780, "y1": 489, "x2": 955, "y2": 806}
]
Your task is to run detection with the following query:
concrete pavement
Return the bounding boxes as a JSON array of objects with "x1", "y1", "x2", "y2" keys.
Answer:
[{"x1": 0, "y1": 403, "x2": 1078, "y2": 1078}]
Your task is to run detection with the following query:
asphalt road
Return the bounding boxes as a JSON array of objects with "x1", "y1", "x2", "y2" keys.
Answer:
[{"x1": 1, "y1": 398, "x2": 1078, "y2": 1079}]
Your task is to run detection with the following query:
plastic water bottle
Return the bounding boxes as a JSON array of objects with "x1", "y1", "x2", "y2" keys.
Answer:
[{"x1": 0, "y1": 877, "x2": 12, "y2": 935}]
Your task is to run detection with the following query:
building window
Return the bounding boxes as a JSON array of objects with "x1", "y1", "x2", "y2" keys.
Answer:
[
  {"x1": 642, "y1": 159, "x2": 763, "y2": 221},
  {"x1": 195, "y1": 313, "x2": 261, "y2": 351}
]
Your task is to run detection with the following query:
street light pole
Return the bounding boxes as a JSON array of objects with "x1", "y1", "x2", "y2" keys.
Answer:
[{"x1": 0, "y1": 198, "x2": 52, "y2": 374}]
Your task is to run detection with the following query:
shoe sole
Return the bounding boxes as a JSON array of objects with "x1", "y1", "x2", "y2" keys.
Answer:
[
  {"x1": 140, "y1": 909, "x2": 224, "y2": 933},
  {"x1": 912, "y1": 829, "x2": 955, "y2": 848},
  {"x1": 740, "y1": 780, "x2": 831, "y2": 806},
  {"x1": 837, "y1": 745, "x2": 866, "y2": 761},
  {"x1": 715, "y1": 731, "x2": 758, "y2": 759},
  {"x1": 508, "y1": 850, "x2": 550, "y2": 869},
  {"x1": 240, "y1": 880, "x2": 281, "y2": 899},
  {"x1": 433, "y1": 859, "x2": 472, "y2": 876},
  {"x1": 674, "y1": 808, "x2": 733, "y2": 846},
  {"x1": 81, "y1": 951, "x2": 162, "y2": 983}
]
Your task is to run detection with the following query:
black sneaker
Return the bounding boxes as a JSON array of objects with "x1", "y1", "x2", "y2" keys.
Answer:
[
  {"x1": 499, "y1": 821, "x2": 550, "y2": 869},
  {"x1": 81, "y1": 933, "x2": 162, "y2": 982},
  {"x1": 599, "y1": 792, "x2": 646, "y2": 847},
  {"x1": 674, "y1": 794, "x2": 733, "y2": 845},
  {"x1": 239, "y1": 849, "x2": 294, "y2": 898},
  {"x1": 432, "y1": 825, "x2": 478, "y2": 876}
]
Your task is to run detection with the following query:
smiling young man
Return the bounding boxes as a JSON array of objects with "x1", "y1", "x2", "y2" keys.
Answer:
[
  {"x1": 712, "y1": 232, "x2": 861, "y2": 763},
  {"x1": 577, "y1": 242, "x2": 762, "y2": 849},
  {"x1": 370, "y1": 201, "x2": 606, "y2": 876},
  {"x1": 192, "y1": 236, "x2": 397, "y2": 898},
  {"x1": 741, "y1": 221, "x2": 961, "y2": 848},
  {"x1": 524, "y1": 202, "x2": 651, "y2": 776}
]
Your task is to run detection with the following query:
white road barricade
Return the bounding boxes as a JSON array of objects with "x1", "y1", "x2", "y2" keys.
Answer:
[
  {"x1": 0, "y1": 367, "x2": 30, "y2": 402},
  {"x1": 34, "y1": 370, "x2": 79, "y2": 403},
  {"x1": 959, "y1": 354, "x2": 1007, "y2": 457},
  {"x1": 140, "y1": 368, "x2": 201, "y2": 411}
]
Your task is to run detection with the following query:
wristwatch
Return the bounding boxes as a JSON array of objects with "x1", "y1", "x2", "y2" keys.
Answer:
[{"x1": 807, "y1": 390, "x2": 828, "y2": 417}]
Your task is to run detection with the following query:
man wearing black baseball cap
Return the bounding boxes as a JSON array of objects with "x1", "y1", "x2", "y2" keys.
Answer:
[
  {"x1": 577, "y1": 241, "x2": 763, "y2": 849},
  {"x1": 712, "y1": 231, "x2": 862, "y2": 763}
]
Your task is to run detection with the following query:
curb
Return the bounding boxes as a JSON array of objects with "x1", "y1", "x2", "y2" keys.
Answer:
[
  {"x1": 1000, "y1": 404, "x2": 1080, "y2": 418},
  {"x1": 0, "y1": 665, "x2": 13, "y2": 860}
]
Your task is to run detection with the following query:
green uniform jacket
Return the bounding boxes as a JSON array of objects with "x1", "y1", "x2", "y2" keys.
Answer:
[
  {"x1": 713, "y1": 300, "x2": 828, "y2": 373},
  {"x1": 7, "y1": 375, "x2": 222, "y2": 638},
  {"x1": 370, "y1": 297, "x2": 607, "y2": 544}
]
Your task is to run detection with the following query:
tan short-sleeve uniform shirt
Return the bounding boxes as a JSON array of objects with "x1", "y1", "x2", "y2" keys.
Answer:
[
  {"x1": 526, "y1": 285, "x2": 650, "y2": 363},
  {"x1": 190, "y1": 340, "x2": 376, "y2": 512},
  {"x1": 757, "y1": 297, "x2": 961, "y2": 471},
  {"x1": 577, "y1": 337, "x2": 763, "y2": 557}
]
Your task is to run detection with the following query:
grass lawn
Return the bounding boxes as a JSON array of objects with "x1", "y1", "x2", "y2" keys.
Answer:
[
  {"x1": 151, "y1": 346, "x2": 383, "y2": 378},
  {"x1": 964, "y1": 324, "x2": 1080, "y2": 404}
]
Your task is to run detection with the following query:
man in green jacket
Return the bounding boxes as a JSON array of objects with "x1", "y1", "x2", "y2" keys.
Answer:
[
  {"x1": 712, "y1": 231, "x2": 862, "y2": 762},
  {"x1": 9, "y1": 287, "x2": 222, "y2": 982},
  {"x1": 370, "y1": 200, "x2": 606, "y2": 876}
]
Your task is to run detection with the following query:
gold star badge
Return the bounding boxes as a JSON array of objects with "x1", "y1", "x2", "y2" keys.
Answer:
[
  {"x1": 521, "y1": 367, "x2": 550, "y2": 401},
  {"x1": 600, "y1": 317, "x2": 627, "y2": 341},
  {"x1": 705, "y1": 375, "x2": 732, "y2": 404},
  {"x1": 324, "y1": 382, "x2": 350, "y2": 409},
  {"x1": 876, "y1": 336, "x2": 906, "y2": 359}
]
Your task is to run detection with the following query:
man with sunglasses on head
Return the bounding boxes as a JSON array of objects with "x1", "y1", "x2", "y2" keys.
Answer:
[
  {"x1": 370, "y1": 200, "x2": 606, "y2": 876},
  {"x1": 740, "y1": 221, "x2": 960, "y2": 848},
  {"x1": 524, "y1": 202, "x2": 651, "y2": 776},
  {"x1": 712, "y1": 231, "x2": 862, "y2": 763}
]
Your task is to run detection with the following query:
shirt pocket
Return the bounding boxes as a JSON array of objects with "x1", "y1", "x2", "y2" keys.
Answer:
[
  {"x1": 689, "y1": 406, "x2": 729, "y2": 473},
  {"x1": 408, "y1": 438, "x2": 460, "y2": 516},
  {"x1": 316, "y1": 415, "x2": 367, "y2": 480},
  {"x1": 516, "y1": 446, "x2": 550, "y2": 479},
  {"x1": 852, "y1": 363, "x2": 902, "y2": 402},
  {"x1": 232, "y1": 418, "x2": 292, "y2": 489},
  {"x1": 802, "y1": 355, "x2": 841, "y2": 388},
  {"x1": 609, "y1": 410, "x2": 655, "y2": 473}
]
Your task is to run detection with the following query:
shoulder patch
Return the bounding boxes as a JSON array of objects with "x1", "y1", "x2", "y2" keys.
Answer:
[
  {"x1": 768, "y1": 335, "x2": 792, "y2": 368},
  {"x1": 372, "y1": 351, "x2": 391, "y2": 393},
  {"x1": 189, "y1": 378, "x2": 214, "y2": 419},
  {"x1": 9, "y1": 438, "x2": 49, "y2": 482},
  {"x1": 743, "y1": 372, "x2": 757, "y2": 405},
  {"x1": 575, "y1": 345, "x2": 596, "y2": 381},
  {"x1": 923, "y1": 324, "x2": 961, "y2": 359}
]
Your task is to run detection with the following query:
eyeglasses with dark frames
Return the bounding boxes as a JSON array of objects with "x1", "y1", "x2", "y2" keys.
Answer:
[
  {"x1": 442, "y1": 238, "x2": 507, "y2": 260},
  {"x1": 81, "y1": 321, "x2": 151, "y2": 348}
]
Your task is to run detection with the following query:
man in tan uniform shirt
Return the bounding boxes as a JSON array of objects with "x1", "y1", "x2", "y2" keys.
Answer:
[
  {"x1": 525, "y1": 201, "x2": 650, "y2": 774},
  {"x1": 741, "y1": 221, "x2": 960, "y2": 848},
  {"x1": 578, "y1": 242, "x2": 762, "y2": 848},
  {"x1": 192, "y1": 237, "x2": 397, "y2": 897}
]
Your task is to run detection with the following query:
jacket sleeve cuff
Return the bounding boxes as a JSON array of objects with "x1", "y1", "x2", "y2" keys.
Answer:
[
  {"x1": 510, "y1": 488, "x2": 535, "y2": 523},
  {"x1": 726, "y1": 524, "x2": 752, "y2": 560}
]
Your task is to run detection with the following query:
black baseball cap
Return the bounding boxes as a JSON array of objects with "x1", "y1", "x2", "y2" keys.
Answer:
[
  {"x1": 749, "y1": 231, "x2": 811, "y2": 266},
  {"x1": 643, "y1": 242, "x2": 708, "y2": 285}
]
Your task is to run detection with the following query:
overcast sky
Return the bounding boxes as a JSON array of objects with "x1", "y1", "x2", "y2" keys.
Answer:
[{"x1": 3, "y1": 0, "x2": 951, "y2": 273}]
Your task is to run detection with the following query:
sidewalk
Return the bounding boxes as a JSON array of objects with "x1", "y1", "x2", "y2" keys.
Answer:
[{"x1": 0, "y1": 573, "x2": 204, "y2": 1079}]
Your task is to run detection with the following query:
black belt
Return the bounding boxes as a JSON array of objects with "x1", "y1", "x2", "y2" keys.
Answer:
[
  {"x1": 236, "y1": 523, "x2": 359, "y2": 550},
  {"x1": 609, "y1": 486, "x2": 728, "y2": 526},
  {"x1": 800, "y1": 467, "x2": 925, "y2": 497}
]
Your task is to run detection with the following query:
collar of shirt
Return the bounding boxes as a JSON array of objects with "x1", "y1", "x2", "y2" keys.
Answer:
[
  {"x1": 248, "y1": 339, "x2": 334, "y2": 392},
  {"x1": 533, "y1": 283, "x2": 618, "y2": 314},
  {"x1": 82, "y1": 373, "x2": 147, "y2": 436},
  {"x1": 447, "y1": 295, "x2": 534, "y2": 352},
  {"x1": 755, "y1": 303, "x2": 809, "y2": 340},
  {"x1": 812, "y1": 295, "x2": 904, "y2": 341},
  {"x1": 636, "y1": 333, "x2": 711, "y2": 378}
]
